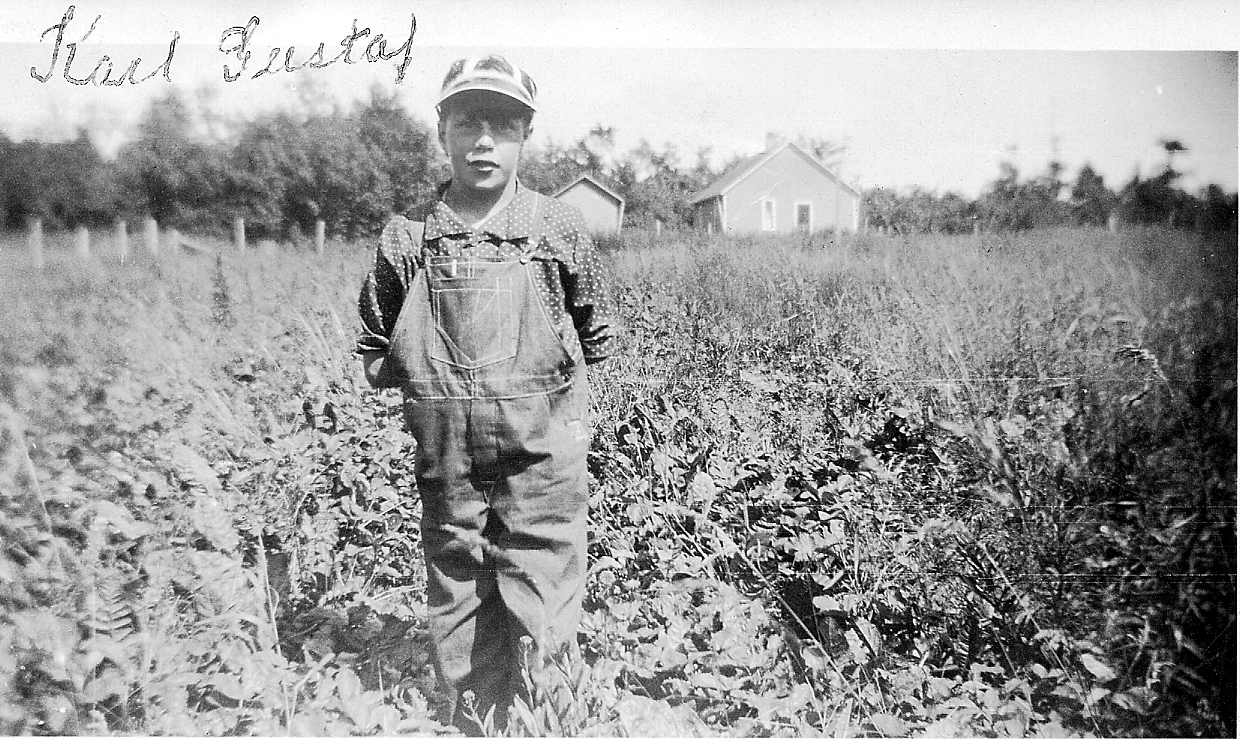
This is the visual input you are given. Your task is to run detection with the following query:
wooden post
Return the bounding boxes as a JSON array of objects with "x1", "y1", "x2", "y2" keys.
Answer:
[
  {"x1": 234, "y1": 217, "x2": 245, "y2": 251},
  {"x1": 76, "y1": 226, "x2": 90, "y2": 260},
  {"x1": 116, "y1": 219, "x2": 128, "y2": 263},
  {"x1": 145, "y1": 218, "x2": 159, "y2": 255},
  {"x1": 1107, "y1": 213, "x2": 1118, "y2": 233},
  {"x1": 28, "y1": 218, "x2": 43, "y2": 268},
  {"x1": 315, "y1": 220, "x2": 325, "y2": 254},
  {"x1": 169, "y1": 228, "x2": 180, "y2": 254},
  {"x1": 655, "y1": 219, "x2": 662, "y2": 236}
]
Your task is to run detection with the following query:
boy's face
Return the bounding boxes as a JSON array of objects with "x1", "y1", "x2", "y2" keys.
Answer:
[{"x1": 438, "y1": 90, "x2": 531, "y2": 194}]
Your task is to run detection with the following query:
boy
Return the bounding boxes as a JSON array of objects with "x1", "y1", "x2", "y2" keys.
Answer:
[{"x1": 356, "y1": 55, "x2": 617, "y2": 732}]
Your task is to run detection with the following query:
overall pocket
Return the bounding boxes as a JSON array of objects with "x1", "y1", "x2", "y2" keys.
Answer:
[{"x1": 427, "y1": 258, "x2": 518, "y2": 370}]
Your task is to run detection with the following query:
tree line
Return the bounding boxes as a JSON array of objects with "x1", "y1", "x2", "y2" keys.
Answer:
[
  {"x1": 0, "y1": 88, "x2": 440, "y2": 241},
  {"x1": 0, "y1": 89, "x2": 1234, "y2": 240},
  {"x1": 866, "y1": 141, "x2": 1237, "y2": 236},
  {"x1": 0, "y1": 89, "x2": 729, "y2": 240}
]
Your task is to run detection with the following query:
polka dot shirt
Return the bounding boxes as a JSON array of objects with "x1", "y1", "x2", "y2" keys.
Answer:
[{"x1": 357, "y1": 181, "x2": 619, "y2": 364}]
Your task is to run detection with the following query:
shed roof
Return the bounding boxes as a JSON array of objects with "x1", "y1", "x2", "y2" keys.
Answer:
[
  {"x1": 552, "y1": 173, "x2": 626, "y2": 205},
  {"x1": 689, "y1": 141, "x2": 861, "y2": 204}
]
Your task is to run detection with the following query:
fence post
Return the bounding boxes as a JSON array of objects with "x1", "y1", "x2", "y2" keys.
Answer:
[
  {"x1": 655, "y1": 219, "x2": 662, "y2": 236},
  {"x1": 76, "y1": 226, "x2": 90, "y2": 260},
  {"x1": 1107, "y1": 213, "x2": 1118, "y2": 233},
  {"x1": 169, "y1": 228, "x2": 180, "y2": 254},
  {"x1": 145, "y1": 218, "x2": 159, "y2": 255},
  {"x1": 116, "y1": 219, "x2": 128, "y2": 263},
  {"x1": 28, "y1": 218, "x2": 43, "y2": 268},
  {"x1": 234, "y1": 217, "x2": 246, "y2": 251},
  {"x1": 315, "y1": 220, "x2": 325, "y2": 254}
]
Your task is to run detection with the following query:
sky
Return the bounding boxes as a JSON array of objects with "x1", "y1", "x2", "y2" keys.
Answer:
[{"x1": 0, "y1": 0, "x2": 1235, "y2": 198}]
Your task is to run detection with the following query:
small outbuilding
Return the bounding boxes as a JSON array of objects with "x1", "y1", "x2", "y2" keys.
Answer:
[
  {"x1": 690, "y1": 139, "x2": 862, "y2": 235},
  {"x1": 552, "y1": 173, "x2": 626, "y2": 234}
]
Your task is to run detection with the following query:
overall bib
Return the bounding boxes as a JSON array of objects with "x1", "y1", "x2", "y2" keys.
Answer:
[{"x1": 384, "y1": 199, "x2": 591, "y2": 726}]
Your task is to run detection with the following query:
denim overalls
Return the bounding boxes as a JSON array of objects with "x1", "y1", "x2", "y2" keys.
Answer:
[{"x1": 384, "y1": 196, "x2": 591, "y2": 727}]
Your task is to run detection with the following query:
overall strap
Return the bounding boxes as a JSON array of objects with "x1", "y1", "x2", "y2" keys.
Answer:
[
  {"x1": 407, "y1": 220, "x2": 428, "y2": 265},
  {"x1": 532, "y1": 193, "x2": 546, "y2": 245},
  {"x1": 403, "y1": 200, "x2": 434, "y2": 264},
  {"x1": 521, "y1": 195, "x2": 546, "y2": 260}
]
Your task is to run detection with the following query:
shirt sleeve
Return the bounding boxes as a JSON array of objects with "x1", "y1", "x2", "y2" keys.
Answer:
[
  {"x1": 559, "y1": 215, "x2": 621, "y2": 364},
  {"x1": 356, "y1": 216, "x2": 421, "y2": 355}
]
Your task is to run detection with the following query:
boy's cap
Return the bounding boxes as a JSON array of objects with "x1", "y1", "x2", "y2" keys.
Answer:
[{"x1": 437, "y1": 55, "x2": 538, "y2": 113}]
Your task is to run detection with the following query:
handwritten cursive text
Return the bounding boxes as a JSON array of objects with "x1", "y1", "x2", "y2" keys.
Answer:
[
  {"x1": 219, "y1": 14, "x2": 416, "y2": 84},
  {"x1": 30, "y1": 5, "x2": 178, "y2": 86},
  {"x1": 29, "y1": 7, "x2": 420, "y2": 87}
]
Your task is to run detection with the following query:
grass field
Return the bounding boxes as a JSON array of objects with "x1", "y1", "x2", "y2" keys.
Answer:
[{"x1": 0, "y1": 225, "x2": 1234, "y2": 736}]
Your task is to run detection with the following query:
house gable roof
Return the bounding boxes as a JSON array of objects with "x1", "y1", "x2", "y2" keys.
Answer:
[
  {"x1": 688, "y1": 152, "x2": 765, "y2": 205},
  {"x1": 552, "y1": 173, "x2": 625, "y2": 206},
  {"x1": 689, "y1": 141, "x2": 861, "y2": 204}
]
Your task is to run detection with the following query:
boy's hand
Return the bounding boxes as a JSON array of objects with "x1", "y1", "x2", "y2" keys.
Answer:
[{"x1": 361, "y1": 350, "x2": 389, "y2": 388}]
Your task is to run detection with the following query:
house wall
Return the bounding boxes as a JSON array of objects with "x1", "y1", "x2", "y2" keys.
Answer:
[
  {"x1": 721, "y1": 148, "x2": 859, "y2": 234},
  {"x1": 554, "y1": 182, "x2": 622, "y2": 233}
]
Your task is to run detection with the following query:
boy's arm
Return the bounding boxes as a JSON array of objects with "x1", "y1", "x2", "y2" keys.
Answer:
[
  {"x1": 360, "y1": 350, "x2": 388, "y2": 387},
  {"x1": 357, "y1": 217, "x2": 422, "y2": 387},
  {"x1": 560, "y1": 217, "x2": 620, "y2": 364}
]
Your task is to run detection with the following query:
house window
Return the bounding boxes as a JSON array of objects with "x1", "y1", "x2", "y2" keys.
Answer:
[
  {"x1": 795, "y1": 202, "x2": 812, "y2": 231},
  {"x1": 761, "y1": 199, "x2": 776, "y2": 231}
]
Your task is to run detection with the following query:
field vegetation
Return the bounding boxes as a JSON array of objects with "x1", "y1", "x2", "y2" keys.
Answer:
[{"x1": 0, "y1": 224, "x2": 1234, "y2": 736}]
